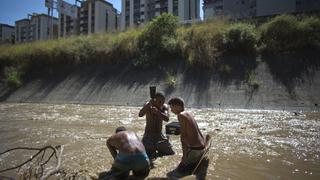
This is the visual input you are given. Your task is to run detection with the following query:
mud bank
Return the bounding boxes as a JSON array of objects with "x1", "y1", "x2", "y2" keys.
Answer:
[{"x1": 0, "y1": 57, "x2": 320, "y2": 111}]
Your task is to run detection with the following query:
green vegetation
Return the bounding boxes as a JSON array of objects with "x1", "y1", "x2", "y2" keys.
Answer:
[
  {"x1": 4, "y1": 67, "x2": 22, "y2": 89},
  {"x1": 0, "y1": 14, "x2": 319, "y2": 88},
  {"x1": 178, "y1": 20, "x2": 227, "y2": 67},
  {"x1": 165, "y1": 72, "x2": 176, "y2": 87},
  {"x1": 136, "y1": 13, "x2": 179, "y2": 68},
  {"x1": 217, "y1": 23, "x2": 257, "y2": 53},
  {"x1": 259, "y1": 14, "x2": 320, "y2": 52},
  {"x1": 246, "y1": 71, "x2": 259, "y2": 90}
]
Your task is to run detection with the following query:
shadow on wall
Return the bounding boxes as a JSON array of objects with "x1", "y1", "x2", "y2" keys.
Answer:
[
  {"x1": 262, "y1": 50, "x2": 320, "y2": 99},
  {"x1": 2, "y1": 51, "x2": 320, "y2": 106},
  {"x1": 216, "y1": 53, "x2": 257, "y2": 87},
  {"x1": 0, "y1": 63, "x2": 167, "y2": 103},
  {"x1": 181, "y1": 53, "x2": 258, "y2": 106}
]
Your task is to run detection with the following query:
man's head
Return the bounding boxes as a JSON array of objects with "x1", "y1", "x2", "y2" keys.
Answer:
[
  {"x1": 168, "y1": 97, "x2": 184, "y2": 114},
  {"x1": 115, "y1": 126, "x2": 127, "y2": 133},
  {"x1": 153, "y1": 92, "x2": 165, "y2": 108}
]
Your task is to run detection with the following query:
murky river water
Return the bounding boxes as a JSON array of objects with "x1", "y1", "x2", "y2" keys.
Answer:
[{"x1": 0, "y1": 103, "x2": 319, "y2": 180}]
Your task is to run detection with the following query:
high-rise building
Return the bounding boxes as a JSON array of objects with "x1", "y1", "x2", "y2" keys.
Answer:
[
  {"x1": 295, "y1": 0, "x2": 320, "y2": 13},
  {"x1": 57, "y1": 0, "x2": 80, "y2": 37},
  {"x1": 255, "y1": 0, "x2": 296, "y2": 17},
  {"x1": 15, "y1": 13, "x2": 58, "y2": 43},
  {"x1": 203, "y1": 0, "x2": 320, "y2": 20},
  {"x1": 121, "y1": 0, "x2": 200, "y2": 30},
  {"x1": 79, "y1": 0, "x2": 120, "y2": 35},
  {"x1": 203, "y1": 0, "x2": 256, "y2": 20},
  {"x1": 0, "y1": 24, "x2": 15, "y2": 44}
]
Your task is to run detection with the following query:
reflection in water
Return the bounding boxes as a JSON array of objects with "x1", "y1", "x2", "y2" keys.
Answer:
[{"x1": 0, "y1": 103, "x2": 319, "y2": 179}]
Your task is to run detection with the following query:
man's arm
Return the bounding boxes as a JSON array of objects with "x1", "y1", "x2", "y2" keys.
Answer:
[
  {"x1": 150, "y1": 104, "x2": 169, "y2": 122},
  {"x1": 138, "y1": 101, "x2": 152, "y2": 117},
  {"x1": 106, "y1": 137, "x2": 118, "y2": 159}
]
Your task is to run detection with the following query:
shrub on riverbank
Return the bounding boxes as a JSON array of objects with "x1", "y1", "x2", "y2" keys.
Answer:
[
  {"x1": 136, "y1": 13, "x2": 179, "y2": 68},
  {"x1": 259, "y1": 14, "x2": 320, "y2": 52},
  {"x1": 4, "y1": 67, "x2": 22, "y2": 89},
  {"x1": 178, "y1": 20, "x2": 227, "y2": 67},
  {"x1": 216, "y1": 23, "x2": 257, "y2": 53}
]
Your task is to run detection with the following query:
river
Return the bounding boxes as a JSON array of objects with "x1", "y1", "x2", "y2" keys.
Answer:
[{"x1": 0, "y1": 103, "x2": 319, "y2": 179}]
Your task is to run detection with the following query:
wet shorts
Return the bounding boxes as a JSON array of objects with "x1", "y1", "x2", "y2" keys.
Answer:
[
  {"x1": 111, "y1": 152, "x2": 150, "y2": 179},
  {"x1": 186, "y1": 148, "x2": 204, "y2": 164},
  {"x1": 142, "y1": 133, "x2": 175, "y2": 158}
]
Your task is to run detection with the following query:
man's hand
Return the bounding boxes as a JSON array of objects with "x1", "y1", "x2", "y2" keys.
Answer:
[
  {"x1": 139, "y1": 99, "x2": 154, "y2": 117},
  {"x1": 150, "y1": 106, "x2": 158, "y2": 114},
  {"x1": 147, "y1": 99, "x2": 155, "y2": 107}
]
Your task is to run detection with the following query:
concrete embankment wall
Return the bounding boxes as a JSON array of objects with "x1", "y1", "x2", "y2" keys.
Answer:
[{"x1": 0, "y1": 57, "x2": 319, "y2": 111}]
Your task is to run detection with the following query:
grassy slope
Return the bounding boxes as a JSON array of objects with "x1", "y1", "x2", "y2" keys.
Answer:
[{"x1": 0, "y1": 14, "x2": 319, "y2": 89}]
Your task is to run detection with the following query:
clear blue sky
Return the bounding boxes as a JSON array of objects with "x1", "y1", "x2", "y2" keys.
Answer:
[{"x1": 0, "y1": 0, "x2": 204, "y2": 26}]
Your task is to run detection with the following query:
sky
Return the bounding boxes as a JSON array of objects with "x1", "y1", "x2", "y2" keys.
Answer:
[{"x1": 0, "y1": 0, "x2": 204, "y2": 26}]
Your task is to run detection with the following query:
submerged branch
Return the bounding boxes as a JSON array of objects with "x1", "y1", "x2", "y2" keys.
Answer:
[{"x1": 0, "y1": 145, "x2": 64, "y2": 180}]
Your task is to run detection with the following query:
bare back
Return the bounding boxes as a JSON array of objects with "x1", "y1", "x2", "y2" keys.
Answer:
[
  {"x1": 178, "y1": 111, "x2": 205, "y2": 148},
  {"x1": 107, "y1": 131, "x2": 146, "y2": 155}
]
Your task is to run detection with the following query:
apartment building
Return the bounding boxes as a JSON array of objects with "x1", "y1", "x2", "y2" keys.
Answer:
[
  {"x1": 15, "y1": 13, "x2": 58, "y2": 43},
  {"x1": 79, "y1": 0, "x2": 119, "y2": 35},
  {"x1": 203, "y1": 0, "x2": 256, "y2": 20},
  {"x1": 121, "y1": 0, "x2": 200, "y2": 30},
  {"x1": 0, "y1": 24, "x2": 15, "y2": 44},
  {"x1": 296, "y1": 0, "x2": 320, "y2": 13},
  {"x1": 255, "y1": 0, "x2": 296, "y2": 17},
  {"x1": 204, "y1": 0, "x2": 320, "y2": 20},
  {"x1": 57, "y1": 0, "x2": 80, "y2": 37}
]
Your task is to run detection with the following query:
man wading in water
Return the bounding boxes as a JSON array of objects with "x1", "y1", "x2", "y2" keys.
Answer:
[
  {"x1": 167, "y1": 97, "x2": 206, "y2": 178},
  {"x1": 106, "y1": 126, "x2": 150, "y2": 179},
  {"x1": 139, "y1": 92, "x2": 175, "y2": 163}
]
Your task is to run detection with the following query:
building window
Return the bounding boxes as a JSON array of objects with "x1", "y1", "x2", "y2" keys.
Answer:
[
  {"x1": 173, "y1": 0, "x2": 178, "y2": 16},
  {"x1": 125, "y1": 15, "x2": 130, "y2": 27},
  {"x1": 16, "y1": 28, "x2": 19, "y2": 41},
  {"x1": 106, "y1": 11, "x2": 109, "y2": 31},
  {"x1": 215, "y1": 5, "x2": 223, "y2": 10},
  {"x1": 296, "y1": 0, "x2": 301, "y2": 6},
  {"x1": 38, "y1": 18, "x2": 41, "y2": 39},
  {"x1": 115, "y1": 15, "x2": 118, "y2": 30}
]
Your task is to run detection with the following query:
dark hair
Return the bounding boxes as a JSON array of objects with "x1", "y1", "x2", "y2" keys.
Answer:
[
  {"x1": 155, "y1": 92, "x2": 165, "y2": 99},
  {"x1": 115, "y1": 126, "x2": 126, "y2": 133},
  {"x1": 168, "y1": 97, "x2": 184, "y2": 108}
]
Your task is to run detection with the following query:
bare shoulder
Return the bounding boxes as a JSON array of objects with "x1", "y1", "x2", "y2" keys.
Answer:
[
  {"x1": 180, "y1": 111, "x2": 192, "y2": 117},
  {"x1": 178, "y1": 111, "x2": 191, "y2": 120}
]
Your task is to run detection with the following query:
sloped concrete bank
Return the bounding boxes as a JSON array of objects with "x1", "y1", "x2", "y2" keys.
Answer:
[{"x1": 0, "y1": 56, "x2": 320, "y2": 111}]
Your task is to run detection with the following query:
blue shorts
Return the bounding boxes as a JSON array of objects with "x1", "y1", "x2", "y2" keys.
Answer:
[{"x1": 111, "y1": 152, "x2": 150, "y2": 178}]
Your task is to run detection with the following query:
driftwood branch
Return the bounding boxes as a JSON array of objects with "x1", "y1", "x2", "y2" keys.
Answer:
[
  {"x1": 0, "y1": 145, "x2": 64, "y2": 180},
  {"x1": 41, "y1": 145, "x2": 64, "y2": 180}
]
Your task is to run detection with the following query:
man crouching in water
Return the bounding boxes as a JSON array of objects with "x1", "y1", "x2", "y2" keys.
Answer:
[
  {"x1": 106, "y1": 126, "x2": 150, "y2": 179},
  {"x1": 167, "y1": 97, "x2": 206, "y2": 178}
]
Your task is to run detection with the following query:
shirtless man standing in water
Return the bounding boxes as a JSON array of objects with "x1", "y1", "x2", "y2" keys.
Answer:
[
  {"x1": 106, "y1": 126, "x2": 150, "y2": 179},
  {"x1": 139, "y1": 92, "x2": 175, "y2": 160},
  {"x1": 167, "y1": 97, "x2": 206, "y2": 177}
]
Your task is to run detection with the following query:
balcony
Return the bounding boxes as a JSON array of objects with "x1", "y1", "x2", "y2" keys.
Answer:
[{"x1": 80, "y1": 7, "x2": 89, "y2": 12}]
